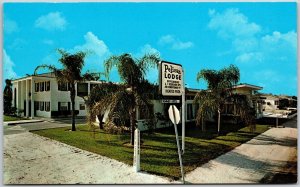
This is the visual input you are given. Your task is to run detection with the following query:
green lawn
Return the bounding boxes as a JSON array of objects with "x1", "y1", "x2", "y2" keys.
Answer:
[
  {"x1": 4, "y1": 115, "x2": 27, "y2": 122},
  {"x1": 32, "y1": 123, "x2": 269, "y2": 179}
]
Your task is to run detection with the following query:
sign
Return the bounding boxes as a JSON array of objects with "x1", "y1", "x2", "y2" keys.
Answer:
[
  {"x1": 159, "y1": 61, "x2": 183, "y2": 96},
  {"x1": 162, "y1": 99, "x2": 180, "y2": 104},
  {"x1": 168, "y1": 105, "x2": 181, "y2": 125}
]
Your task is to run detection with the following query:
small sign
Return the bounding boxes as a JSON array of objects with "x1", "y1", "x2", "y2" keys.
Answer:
[
  {"x1": 162, "y1": 99, "x2": 180, "y2": 104},
  {"x1": 159, "y1": 61, "x2": 183, "y2": 96},
  {"x1": 168, "y1": 105, "x2": 181, "y2": 125}
]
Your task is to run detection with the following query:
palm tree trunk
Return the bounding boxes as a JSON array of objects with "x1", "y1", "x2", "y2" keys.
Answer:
[
  {"x1": 217, "y1": 109, "x2": 221, "y2": 135},
  {"x1": 201, "y1": 117, "x2": 205, "y2": 132},
  {"x1": 70, "y1": 84, "x2": 76, "y2": 131}
]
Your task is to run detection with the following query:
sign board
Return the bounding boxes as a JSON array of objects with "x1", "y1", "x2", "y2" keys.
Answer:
[
  {"x1": 159, "y1": 61, "x2": 183, "y2": 96},
  {"x1": 162, "y1": 99, "x2": 180, "y2": 104},
  {"x1": 168, "y1": 105, "x2": 181, "y2": 125}
]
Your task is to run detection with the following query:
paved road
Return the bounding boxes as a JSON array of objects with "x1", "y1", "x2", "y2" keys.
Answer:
[{"x1": 3, "y1": 117, "x2": 87, "y2": 135}]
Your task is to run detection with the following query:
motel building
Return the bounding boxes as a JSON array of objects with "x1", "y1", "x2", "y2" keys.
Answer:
[
  {"x1": 11, "y1": 72, "x2": 104, "y2": 119},
  {"x1": 11, "y1": 73, "x2": 264, "y2": 131}
]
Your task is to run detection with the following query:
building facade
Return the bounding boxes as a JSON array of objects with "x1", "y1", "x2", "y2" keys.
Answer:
[{"x1": 12, "y1": 73, "x2": 104, "y2": 119}]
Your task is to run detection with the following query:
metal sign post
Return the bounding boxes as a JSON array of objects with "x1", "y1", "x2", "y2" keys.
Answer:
[
  {"x1": 133, "y1": 128, "x2": 140, "y2": 172},
  {"x1": 160, "y1": 61, "x2": 185, "y2": 184},
  {"x1": 168, "y1": 105, "x2": 185, "y2": 183},
  {"x1": 181, "y1": 70, "x2": 185, "y2": 154}
]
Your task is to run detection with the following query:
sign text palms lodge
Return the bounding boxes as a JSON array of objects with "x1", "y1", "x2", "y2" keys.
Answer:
[{"x1": 159, "y1": 61, "x2": 183, "y2": 96}]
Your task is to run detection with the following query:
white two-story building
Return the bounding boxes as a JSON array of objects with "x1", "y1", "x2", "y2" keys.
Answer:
[{"x1": 11, "y1": 73, "x2": 104, "y2": 119}]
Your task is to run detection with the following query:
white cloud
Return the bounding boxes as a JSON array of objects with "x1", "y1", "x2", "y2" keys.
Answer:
[
  {"x1": 235, "y1": 52, "x2": 263, "y2": 63},
  {"x1": 43, "y1": 39, "x2": 54, "y2": 45},
  {"x1": 158, "y1": 35, "x2": 194, "y2": 50},
  {"x1": 35, "y1": 12, "x2": 67, "y2": 31},
  {"x1": 3, "y1": 49, "x2": 18, "y2": 80},
  {"x1": 138, "y1": 44, "x2": 161, "y2": 84},
  {"x1": 71, "y1": 32, "x2": 110, "y2": 73},
  {"x1": 208, "y1": 8, "x2": 297, "y2": 65},
  {"x1": 136, "y1": 44, "x2": 160, "y2": 58},
  {"x1": 208, "y1": 8, "x2": 261, "y2": 39},
  {"x1": 73, "y1": 32, "x2": 109, "y2": 58},
  {"x1": 4, "y1": 19, "x2": 19, "y2": 34}
]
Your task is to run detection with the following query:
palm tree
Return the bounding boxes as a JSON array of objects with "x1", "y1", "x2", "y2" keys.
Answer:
[
  {"x1": 34, "y1": 49, "x2": 99, "y2": 131},
  {"x1": 194, "y1": 64, "x2": 240, "y2": 134},
  {"x1": 3, "y1": 79, "x2": 13, "y2": 115},
  {"x1": 90, "y1": 53, "x2": 160, "y2": 145},
  {"x1": 86, "y1": 82, "x2": 120, "y2": 130}
]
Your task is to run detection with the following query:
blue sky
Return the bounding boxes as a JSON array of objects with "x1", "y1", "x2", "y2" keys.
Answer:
[{"x1": 3, "y1": 2, "x2": 297, "y2": 96}]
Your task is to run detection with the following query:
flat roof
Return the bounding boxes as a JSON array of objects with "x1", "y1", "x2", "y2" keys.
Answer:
[{"x1": 233, "y1": 83, "x2": 263, "y2": 90}]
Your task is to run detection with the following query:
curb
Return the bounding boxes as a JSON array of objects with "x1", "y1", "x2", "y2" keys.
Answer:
[{"x1": 7, "y1": 120, "x2": 45, "y2": 126}]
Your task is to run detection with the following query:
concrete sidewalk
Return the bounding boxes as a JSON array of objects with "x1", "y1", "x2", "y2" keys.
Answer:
[{"x1": 184, "y1": 127, "x2": 297, "y2": 184}]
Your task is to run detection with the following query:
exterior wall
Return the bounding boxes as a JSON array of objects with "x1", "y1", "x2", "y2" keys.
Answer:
[
  {"x1": 34, "y1": 77, "x2": 52, "y2": 118},
  {"x1": 263, "y1": 98, "x2": 279, "y2": 111},
  {"x1": 12, "y1": 75, "x2": 98, "y2": 118},
  {"x1": 136, "y1": 99, "x2": 197, "y2": 131}
]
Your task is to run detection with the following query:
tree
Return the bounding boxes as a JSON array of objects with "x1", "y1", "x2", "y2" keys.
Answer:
[
  {"x1": 86, "y1": 82, "x2": 120, "y2": 130},
  {"x1": 90, "y1": 53, "x2": 160, "y2": 145},
  {"x1": 3, "y1": 79, "x2": 13, "y2": 115},
  {"x1": 34, "y1": 49, "x2": 99, "y2": 131},
  {"x1": 194, "y1": 64, "x2": 240, "y2": 134}
]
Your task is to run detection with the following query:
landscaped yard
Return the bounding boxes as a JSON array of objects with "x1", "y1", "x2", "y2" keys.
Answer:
[
  {"x1": 32, "y1": 123, "x2": 269, "y2": 179},
  {"x1": 4, "y1": 115, "x2": 27, "y2": 122}
]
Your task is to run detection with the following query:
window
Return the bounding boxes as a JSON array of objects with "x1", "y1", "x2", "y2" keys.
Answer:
[
  {"x1": 59, "y1": 102, "x2": 68, "y2": 111},
  {"x1": 45, "y1": 102, "x2": 50, "y2": 111},
  {"x1": 35, "y1": 83, "x2": 39, "y2": 92},
  {"x1": 79, "y1": 103, "x2": 85, "y2": 110},
  {"x1": 45, "y1": 81, "x2": 50, "y2": 91},
  {"x1": 187, "y1": 104, "x2": 194, "y2": 120},
  {"x1": 40, "y1": 101, "x2": 44, "y2": 111},
  {"x1": 40, "y1": 82, "x2": 44, "y2": 91},
  {"x1": 77, "y1": 83, "x2": 88, "y2": 97},
  {"x1": 58, "y1": 83, "x2": 68, "y2": 91},
  {"x1": 275, "y1": 100, "x2": 279, "y2": 105},
  {"x1": 34, "y1": 101, "x2": 40, "y2": 110}
]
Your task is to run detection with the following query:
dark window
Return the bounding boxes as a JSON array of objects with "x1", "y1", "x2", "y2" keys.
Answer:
[
  {"x1": 40, "y1": 101, "x2": 44, "y2": 111},
  {"x1": 45, "y1": 102, "x2": 50, "y2": 111},
  {"x1": 59, "y1": 102, "x2": 68, "y2": 111},
  {"x1": 40, "y1": 82, "x2": 44, "y2": 91},
  {"x1": 58, "y1": 83, "x2": 68, "y2": 91},
  {"x1": 35, "y1": 83, "x2": 39, "y2": 92},
  {"x1": 34, "y1": 101, "x2": 40, "y2": 110},
  {"x1": 46, "y1": 81, "x2": 50, "y2": 91},
  {"x1": 187, "y1": 104, "x2": 194, "y2": 120},
  {"x1": 77, "y1": 83, "x2": 88, "y2": 97},
  {"x1": 79, "y1": 103, "x2": 85, "y2": 110}
]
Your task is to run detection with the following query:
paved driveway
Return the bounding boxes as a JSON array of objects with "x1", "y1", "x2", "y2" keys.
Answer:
[
  {"x1": 185, "y1": 127, "x2": 297, "y2": 183},
  {"x1": 3, "y1": 131, "x2": 171, "y2": 184}
]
